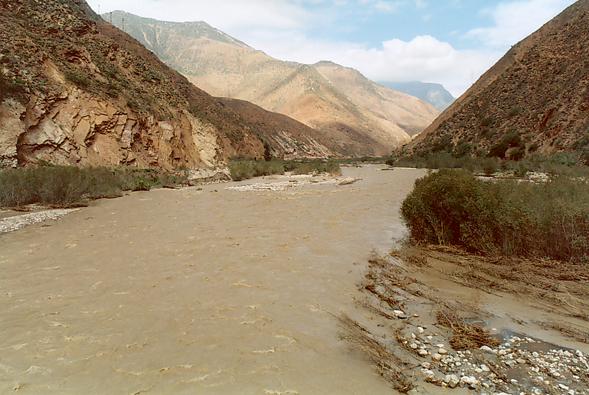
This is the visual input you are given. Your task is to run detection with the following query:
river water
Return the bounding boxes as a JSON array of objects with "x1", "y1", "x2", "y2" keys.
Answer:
[{"x1": 0, "y1": 166, "x2": 425, "y2": 394}]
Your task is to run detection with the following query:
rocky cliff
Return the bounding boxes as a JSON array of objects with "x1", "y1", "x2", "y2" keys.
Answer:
[
  {"x1": 404, "y1": 0, "x2": 589, "y2": 161},
  {"x1": 0, "y1": 0, "x2": 332, "y2": 169},
  {"x1": 105, "y1": 11, "x2": 439, "y2": 157}
]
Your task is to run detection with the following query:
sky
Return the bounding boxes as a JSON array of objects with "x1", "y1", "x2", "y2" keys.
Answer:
[{"x1": 87, "y1": 0, "x2": 575, "y2": 97}]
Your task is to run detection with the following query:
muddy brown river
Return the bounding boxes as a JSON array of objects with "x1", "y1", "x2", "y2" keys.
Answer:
[{"x1": 0, "y1": 166, "x2": 426, "y2": 394}]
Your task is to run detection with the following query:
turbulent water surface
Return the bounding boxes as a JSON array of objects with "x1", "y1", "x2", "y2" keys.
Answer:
[{"x1": 0, "y1": 166, "x2": 425, "y2": 394}]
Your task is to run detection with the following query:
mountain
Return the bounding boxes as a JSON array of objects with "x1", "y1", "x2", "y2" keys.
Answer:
[
  {"x1": 404, "y1": 0, "x2": 589, "y2": 161},
  {"x1": 0, "y1": 0, "x2": 335, "y2": 169},
  {"x1": 379, "y1": 81, "x2": 454, "y2": 111},
  {"x1": 104, "y1": 11, "x2": 439, "y2": 156}
]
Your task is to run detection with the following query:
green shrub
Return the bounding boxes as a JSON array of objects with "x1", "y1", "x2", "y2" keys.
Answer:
[
  {"x1": 453, "y1": 142, "x2": 472, "y2": 158},
  {"x1": 228, "y1": 159, "x2": 341, "y2": 181},
  {"x1": 481, "y1": 157, "x2": 500, "y2": 176},
  {"x1": 391, "y1": 152, "x2": 589, "y2": 178},
  {"x1": 488, "y1": 130, "x2": 522, "y2": 159},
  {"x1": 0, "y1": 72, "x2": 26, "y2": 102},
  {"x1": 291, "y1": 160, "x2": 341, "y2": 176},
  {"x1": 64, "y1": 69, "x2": 91, "y2": 89},
  {"x1": 0, "y1": 166, "x2": 120, "y2": 207},
  {"x1": 481, "y1": 117, "x2": 493, "y2": 127},
  {"x1": 508, "y1": 107, "x2": 522, "y2": 117},
  {"x1": 0, "y1": 166, "x2": 187, "y2": 208},
  {"x1": 401, "y1": 170, "x2": 589, "y2": 262},
  {"x1": 228, "y1": 160, "x2": 285, "y2": 181},
  {"x1": 581, "y1": 149, "x2": 589, "y2": 166}
]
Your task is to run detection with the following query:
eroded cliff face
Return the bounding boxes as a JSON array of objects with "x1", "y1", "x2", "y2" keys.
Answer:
[
  {"x1": 0, "y1": 0, "x2": 330, "y2": 170},
  {"x1": 0, "y1": 89, "x2": 230, "y2": 169}
]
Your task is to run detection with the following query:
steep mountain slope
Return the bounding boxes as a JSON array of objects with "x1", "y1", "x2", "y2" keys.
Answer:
[
  {"x1": 405, "y1": 0, "x2": 589, "y2": 160},
  {"x1": 380, "y1": 81, "x2": 454, "y2": 111},
  {"x1": 106, "y1": 11, "x2": 439, "y2": 156},
  {"x1": 0, "y1": 0, "x2": 332, "y2": 169}
]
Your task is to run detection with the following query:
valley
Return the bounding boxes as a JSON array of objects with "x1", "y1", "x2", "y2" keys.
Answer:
[
  {"x1": 1, "y1": 166, "x2": 587, "y2": 394},
  {"x1": 1, "y1": 0, "x2": 588, "y2": 393}
]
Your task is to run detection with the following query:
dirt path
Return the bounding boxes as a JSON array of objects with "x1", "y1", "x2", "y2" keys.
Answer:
[{"x1": 0, "y1": 166, "x2": 424, "y2": 395}]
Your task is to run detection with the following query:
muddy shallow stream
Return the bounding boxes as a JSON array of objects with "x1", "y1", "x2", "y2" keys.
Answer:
[{"x1": 0, "y1": 166, "x2": 424, "y2": 394}]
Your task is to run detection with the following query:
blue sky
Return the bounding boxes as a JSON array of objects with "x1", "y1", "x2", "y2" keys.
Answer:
[
  {"x1": 297, "y1": 0, "x2": 493, "y2": 49},
  {"x1": 88, "y1": 0, "x2": 576, "y2": 96}
]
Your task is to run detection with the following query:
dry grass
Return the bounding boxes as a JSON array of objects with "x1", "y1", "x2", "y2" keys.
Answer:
[
  {"x1": 339, "y1": 315, "x2": 414, "y2": 393},
  {"x1": 436, "y1": 309, "x2": 500, "y2": 350},
  {"x1": 363, "y1": 256, "x2": 430, "y2": 304}
]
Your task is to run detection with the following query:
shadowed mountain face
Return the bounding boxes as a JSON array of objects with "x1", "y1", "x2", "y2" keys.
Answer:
[
  {"x1": 379, "y1": 81, "x2": 454, "y2": 111},
  {"x1": 0, "y1": 0, "x2": 339, "y2": 169},
  {"x1": 404, "y1": 0, "x2": 589, "y2": 161},
  {"x1": 106, "y1": 11, "x2": 439, "y2": 157}
]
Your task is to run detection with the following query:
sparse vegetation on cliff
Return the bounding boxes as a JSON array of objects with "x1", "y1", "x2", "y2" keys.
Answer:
[
  {"x1": 0, "y1": 166, "x2": 188, "y2": 208},
  {"x1": 401, "y1": 169, "x2": 589, "y2": 262},
  {"x1": 0, "y1": 71, "x2": 26, "y2": 103}
]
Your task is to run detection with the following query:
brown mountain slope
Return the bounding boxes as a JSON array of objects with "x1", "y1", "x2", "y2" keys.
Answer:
[
  {"x1": 219, "y1": 98, "x2": 334, "y2": 159},
  {"x1": 404, "y1": 0, "x2": 589, "y2": 160},
  {"x1": 106, "y1": 11, "x2": 439, "y2": 156},
  {"x1": 0, "y1": 0, "x2": 332, "y2": 169}
]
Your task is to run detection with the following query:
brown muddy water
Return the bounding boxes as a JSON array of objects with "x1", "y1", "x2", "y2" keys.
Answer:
[{"x1": 0, "y1": 166, "x2": 425, "y2": 394}]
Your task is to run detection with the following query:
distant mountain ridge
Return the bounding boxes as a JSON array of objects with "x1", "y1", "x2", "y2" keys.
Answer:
[
  {"x1": 380, "y1": 81, "x2": 454, "y2": 111},
  {"x1": 404, "y1": 0, "x2": 589, "y2": 161},
  {"x1": 105, "y1": 11, "x2": 439, "y2": 156}
]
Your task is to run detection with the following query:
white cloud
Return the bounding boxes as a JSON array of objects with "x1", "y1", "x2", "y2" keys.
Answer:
[
  {"x1": 373, "y1": 1, "x2": 399, "y2": 13},
  {"x1": 467, "y1": 0, "x2": 575, "y2": 48},
  {"x1": 247, "y1": 33, "x2": 499, "y2": 97},
  {"x1": 414, "y1": 0, "x2": 427, "y2": 9}
]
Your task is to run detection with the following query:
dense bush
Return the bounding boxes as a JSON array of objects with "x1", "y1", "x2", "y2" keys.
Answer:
[
  {"x1": 401, "y1": 169, "x2": 589, "y2": 262},
  {"x1": 289, "y1": 160, "x2": 341, "y2": 176},
  {"x1": 228, "y1": 159, "x2": 341, "y2": 181},
  {"x1": 0, "y1": 166, "x2": 188, "y2": 208},
  {"x1": 488, "y1": 130, "x2": 523, "y2": 159},
  {"x1": 228, "y1": 160, "x2": 286, "y2": 181}
]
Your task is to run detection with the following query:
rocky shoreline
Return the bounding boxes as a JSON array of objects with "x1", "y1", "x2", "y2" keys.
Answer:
[
  {"x1": 0, "y1": 209, "x2": 79, "y2": 235},
  {"x1": 343, "y1": 249, "x2": 589, "y2": 394}
]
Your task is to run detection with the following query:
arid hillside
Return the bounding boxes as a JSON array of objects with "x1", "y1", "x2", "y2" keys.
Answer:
[
  {"x1": 0, "y1": 0, "x2": 335, "y2": 169},
  {"x1": 106, "y1": 11, "x2": 439, "y2": 156},
  {"x1": 404, "y1": 0, "x2": 589, "y2": 161}
]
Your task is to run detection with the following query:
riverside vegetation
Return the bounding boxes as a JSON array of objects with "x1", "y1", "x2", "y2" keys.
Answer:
[
  {"x1": 388, "y1": 151, "x2": 589, "y2": 178},
  {"x1": 0, "y1": 165, "x2": 189, "y2": 208},
  {"x1": 401, "y1": 169, "x2": 589, "y2": 262},
  {"x1": 228, "y1": 159, "x2": 341, "y2": 181},
  {"x1": 0, "y1": 160, "x2": 343, "y2": 208}
]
